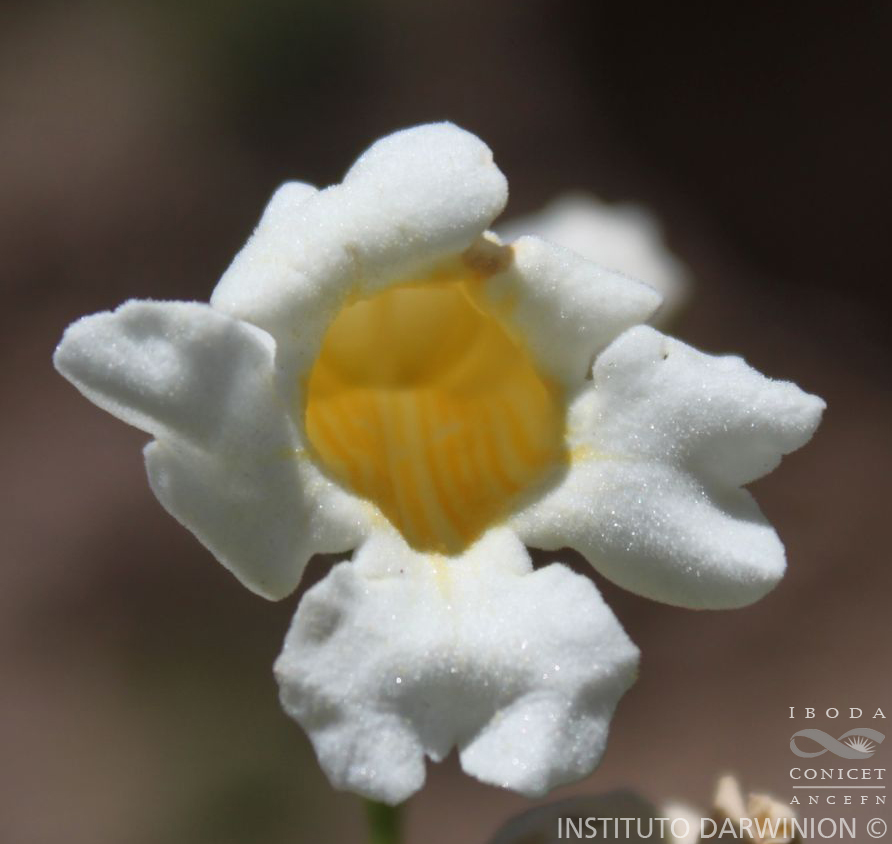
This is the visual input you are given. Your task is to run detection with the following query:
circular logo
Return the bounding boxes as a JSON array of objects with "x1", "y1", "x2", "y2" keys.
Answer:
[{"x1": 867, "y1": 818, "x2": 887, "y2": 839}]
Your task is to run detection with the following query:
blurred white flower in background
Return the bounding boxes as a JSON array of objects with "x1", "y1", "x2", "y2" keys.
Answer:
[
  {"x1": 500, "y1": 193, "x2": 690, "y2": 323},
  {"x1": 54, "y1": 123, "x2": 823, "y2": 804},
  {"x1": 709, "y1": 775, "x2": 798, "y2": 844}
]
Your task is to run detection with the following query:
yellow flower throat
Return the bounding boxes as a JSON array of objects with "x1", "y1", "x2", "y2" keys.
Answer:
[{"x1": 305, "y1": 263, "x2": 567, "y2": 555}]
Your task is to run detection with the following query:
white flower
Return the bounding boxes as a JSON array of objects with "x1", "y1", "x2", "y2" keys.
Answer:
[
  {"x1": 499, "y1": 192, "x2": 690, "y2": 322},
  {"x1": 711, "y1": 775, "x2": 798, "y2": 844},
  {"x1": 54, "y1": 123, "x2": 824, "y2": 804}
]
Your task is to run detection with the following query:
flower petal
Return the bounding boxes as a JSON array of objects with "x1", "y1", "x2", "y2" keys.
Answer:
[
  {"x1": 54, "y1": 300, "x2": 285, "y2": 448},
  {"x1": 483, "y1": 236, "x2": 662, "y2": 388},
  {"x1": 514, "y1": 459, "x2": 788, "y2": 609},
  {"x1": 498, "y1": 192, "x2": 690, "y2": 324},
  {"x1": 590, "y1": 326, "x2": 825, "y2": 487},
  {"x1": 144, "y1": 440, "x2": 367, "y2": 599},
  {"x1": 55, "y1": 300, "x2": 369, "y2": 598},
  {"x1": 211, "y1": 123, "x2": 509, "y2": 349},
  {"x1": 275, "y1": 529, "x2": 638, "y2": 804},
  {"x1": 511, "y1": 326, "x2": 824, "y2": 609}
]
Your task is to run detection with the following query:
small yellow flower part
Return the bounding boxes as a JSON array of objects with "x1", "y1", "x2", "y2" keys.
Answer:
[{"x1": 305, "y1": 257, "x2": 567, "y2": 554}]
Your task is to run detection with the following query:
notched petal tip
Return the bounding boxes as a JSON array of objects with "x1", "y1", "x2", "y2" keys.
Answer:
[
  {"x1": 593, "y1": 324, "x2": 826, "y2": 486},
  {"x1": 513, "y1": 320, "x2": 824, "y2": 610},
  {"x1": 212, "y1": 122, "x2": 510, "y2": 339},
  {"x1": 54, "y1": 299, "x2": 283, "y2": 446},
  {"x1": 56, "y1": 299, "x2": 374, "y2": 600},
  {"x1": 275, "y1": 533, "x2": 638, "y2": 803},
  {"x1": 343, "y1": 121, "x2": 509, "y2": 249},
  {"x1": 54, "y1": 299, "x2": 181, "y2": 433}
]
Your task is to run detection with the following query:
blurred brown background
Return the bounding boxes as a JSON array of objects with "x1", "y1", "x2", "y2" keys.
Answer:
[{"x1": 2, "y1": 1, "x2": 890, "y2": 842}]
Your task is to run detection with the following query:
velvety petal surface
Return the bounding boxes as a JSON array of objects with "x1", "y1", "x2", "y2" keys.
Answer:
[
  {"x1": 499, "y1": 192, "x2": 690, "y2": 323},
  {"x1": 482, "y1": 236, "x2": 663, "y2": 389},
  {"x1": 210, "y1": 122, "x2": 509, "y2": 367},
  {"x1": 275, "y1": 529, "x2": 638, "y2": 803},
  {"x1": 511, "y1": 326, "x2": 824, "y2": 609},
  {"x1": 55, "y1": 300, "x2": 369, "y2": 598}
]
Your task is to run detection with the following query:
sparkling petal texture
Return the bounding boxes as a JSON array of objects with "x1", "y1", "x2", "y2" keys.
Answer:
[
  {"x1": 499, "y1": 192, "x2": 690, "y2": 323},
  {"x1": 53, "y1": 122, "x2": 825, "y2": 802},
  {"x1": 482, "y1": 235, "x2": 662, "y2": 388},
  {"x1": 54, "y1": 300, "x2": 368, "y2": 598},
  {"x1": 210, "y1": 122, "x2": 509, "y2": 371},
  {"x1": 55, "y1": 300, "x2": 282, "y2": 448},
  {"x1": 512, "y1": 325, "x2": 825, "y2": 609},
  {"x1": 274, "y1": 529, "x2": 638, "y2": 803}
]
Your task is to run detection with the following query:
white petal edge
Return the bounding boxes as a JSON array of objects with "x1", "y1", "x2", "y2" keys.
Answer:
[
  {"x1": 211, "y1": 123, "x2": 509, "y2": 351},
  {"x1": 498, "y1": 192, "x2": 690, "y2": 324},
  {"x1": 144, "y1": 439, "x2": 368, "y2": 599},
  {"x1": 511, "y1": 326, "x2": 825, "y2": 609},
  {"x1": 54, "y1": 300, "x2": 285, "y2": 448},
  {"x1": 589, "y1": 326, "x2": 825, "y2": 488},
  {"x1": 483, "y1": 236, "x2": 663, "y2": 389},
  {"x1": 275, "y1": 528, "x2": 638, "y2": 804},
  {"x1": 55, "y1": 300, "x2": 370, "y2": 598},
  {"x1": 514, "y1": 458, "x2": 789, "y2": 609}
]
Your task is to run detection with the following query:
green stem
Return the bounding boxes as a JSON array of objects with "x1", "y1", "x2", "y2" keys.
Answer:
[{"x1": 365, "y1": 799, "x2": 402, "y2": 844}]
